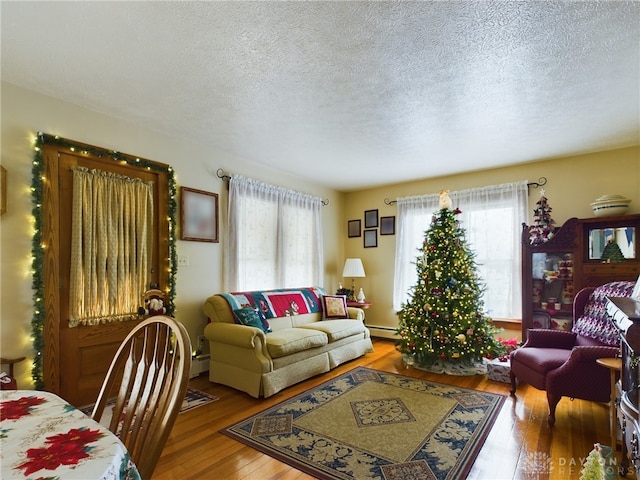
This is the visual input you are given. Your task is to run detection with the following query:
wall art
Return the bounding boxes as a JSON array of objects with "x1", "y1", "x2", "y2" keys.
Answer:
[
  {"x1": 364, "y1": 209, "x2": 378, "y2": 228},
  {"x1": 180, "y1": 186, "x2": 219, "y2": 242},
  {"x1": 364, "y1": 229, "x2": 377, "y2": 248},
  {"x1": 380, "y1": 216, "x2": 395, "y2": 235},
  {"x1": 348, "y1": 219, "x2": 361, "y2": 238}
]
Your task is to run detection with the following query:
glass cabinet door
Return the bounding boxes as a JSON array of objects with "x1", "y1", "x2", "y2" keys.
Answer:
[{"x1": 531, "y1": 252, "x2": 575, "y2": 330}]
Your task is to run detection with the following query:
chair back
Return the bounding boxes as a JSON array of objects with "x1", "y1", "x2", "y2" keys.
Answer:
[{"x1": 91, "y1": 316, "x2": 192, "y2": 480}]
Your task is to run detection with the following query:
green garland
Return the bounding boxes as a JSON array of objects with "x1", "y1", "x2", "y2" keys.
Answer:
[{"x1": 31, "y1": 132, "x2": 178, "y2": 389}]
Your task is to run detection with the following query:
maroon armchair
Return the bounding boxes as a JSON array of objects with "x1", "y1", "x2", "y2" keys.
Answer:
[{"x1": 510, "y1": 281, "x2": 635, "y2": 425}]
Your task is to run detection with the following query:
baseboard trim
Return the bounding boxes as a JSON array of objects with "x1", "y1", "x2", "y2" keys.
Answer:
[{"x1": 367, "y1": 325, "x2": 398, "y2": 339}]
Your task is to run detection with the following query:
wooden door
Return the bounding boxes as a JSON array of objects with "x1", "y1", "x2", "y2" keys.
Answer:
[{"x1": 41, "y1": 142, "x2": 170, "y2": 406}]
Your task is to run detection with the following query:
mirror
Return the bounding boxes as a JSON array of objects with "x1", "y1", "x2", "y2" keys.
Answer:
[{"x1": 589, "y1": 226, "x2": 636, "y2": 260}]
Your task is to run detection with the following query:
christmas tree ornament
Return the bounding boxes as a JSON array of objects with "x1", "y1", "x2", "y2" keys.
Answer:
[{"x1": 439, "y1": 190, "x2": 452, "y2": 209}]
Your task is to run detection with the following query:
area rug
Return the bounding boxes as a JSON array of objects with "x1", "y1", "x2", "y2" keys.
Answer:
[
  {"x1": 80, "y1": 387, "x2": 218, "y2": 425},
  {"x1": 222, "y1": 367, "x2": 505, "y2": 480}
]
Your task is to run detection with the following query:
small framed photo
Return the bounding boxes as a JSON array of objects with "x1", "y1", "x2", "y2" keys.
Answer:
[
  {"x1": 180, "y1": 186, "x2": 219, "y2": 242},
  {"x1": 364, "y1": 209, "x2": 378, "y2": 228},
  {"x1": 364, "y1": 229, "x2": 377, "y2": 248},
  {"x1": 348, "y1": 219, "x2": 361, "y2": 238},
  {"x1": 380, "y1": 216, "x2": 395, "y2": 235}
]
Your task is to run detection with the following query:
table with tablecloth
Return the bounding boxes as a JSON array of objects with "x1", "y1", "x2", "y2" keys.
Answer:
[{"x1": 1, "y1": 390, "x2": 141, "y2": 480}]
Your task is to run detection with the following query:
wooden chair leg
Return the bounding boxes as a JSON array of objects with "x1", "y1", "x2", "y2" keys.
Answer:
[
  {"x1": 547, "y1": 392, "x2": 560, "y2": 426},
  {"x1": 509, "y1": 371, "x2": 517, "y2": 396}
]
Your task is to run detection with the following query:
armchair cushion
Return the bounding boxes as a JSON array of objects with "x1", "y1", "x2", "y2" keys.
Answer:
[{"x1": 511, "y1": 347, "x2": 571, "y2": 376}]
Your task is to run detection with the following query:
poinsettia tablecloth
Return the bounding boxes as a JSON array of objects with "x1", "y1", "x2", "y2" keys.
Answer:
[{"x1": 0, "y1": 390, "x2": 141, "y2": 480}]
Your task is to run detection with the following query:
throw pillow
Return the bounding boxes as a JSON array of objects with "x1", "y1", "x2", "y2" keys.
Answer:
[
  {"x1": 233, "y1": 308, "x2": 270, "y2": 333},
  {"x1": 322, "y1": 295, "x2": 348, "y2": 319},
  {"x1": 256, "y1": 308, "x2": 271, "y2": 332}
]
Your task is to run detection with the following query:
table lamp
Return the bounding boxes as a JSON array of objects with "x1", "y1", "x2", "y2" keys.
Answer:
[{"x1": 342, "y1": 258, "x2": 366, "y2": 302}]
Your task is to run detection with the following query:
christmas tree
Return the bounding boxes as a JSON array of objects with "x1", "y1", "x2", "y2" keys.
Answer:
[
  {"x1": 529, "y1": 190, "x2": 555, "y2": 245},
  {"x1": 395, "y1": 193, "x2": 506, "y2": 374},
  {"x1": 579, "y1": 443, "x2": 617, "y2": 480},
  {"x1": 601, "y1": 240, "x2": 625, "y2": 263}
]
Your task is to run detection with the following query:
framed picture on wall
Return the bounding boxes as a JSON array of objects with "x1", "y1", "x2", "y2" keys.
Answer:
[
  {"x1": 364, "y1": 209, "x2": 378, "y2": 228},
  {"x1": 380, "y1": 216, "x2": 395, "y2": 235},
  {"x1": 364, "y1": 229, "x2": 377, "y2": 248},
  {"x1": 348, "y1": 219, "x2": 361, "y2": 238},
  {"x1": 180, "y1": 186, "x2": 219, "y2": 242}
]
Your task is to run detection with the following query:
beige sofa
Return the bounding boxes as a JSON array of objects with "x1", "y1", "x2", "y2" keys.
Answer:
[{"x1": 203, "y1": 287, "x2": 373, "y2": 398}]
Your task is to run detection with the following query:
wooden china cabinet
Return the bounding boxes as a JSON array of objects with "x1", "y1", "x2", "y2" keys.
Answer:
[{"x1": 521, "y1": 213, "x2": 640, "y2": 340}]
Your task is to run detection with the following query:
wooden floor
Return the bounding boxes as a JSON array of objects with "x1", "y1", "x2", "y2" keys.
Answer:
[{"x1": 153, "y1": 338, "x2": 631, "y2": 480}]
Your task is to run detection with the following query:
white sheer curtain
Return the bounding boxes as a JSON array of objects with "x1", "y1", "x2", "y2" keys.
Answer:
[
  {"x1": 393, "y1": 181, "x2": 529, "y2": 319},
  {"x1": 226, "y1": 175, "x2": 324, "y2": 291}
]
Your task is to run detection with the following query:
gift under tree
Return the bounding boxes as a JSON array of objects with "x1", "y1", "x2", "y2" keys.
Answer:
[{"x1": 395, "y1": 190, "x2": 506, "y2": 375}]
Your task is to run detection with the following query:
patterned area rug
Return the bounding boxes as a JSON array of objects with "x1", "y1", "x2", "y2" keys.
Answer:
[
  {"x1": 222, "y1": 367, "x2": 505, "y2": 480},
  {"x1": 80, "y1": 387, "x2": 218, "y2": 426}
]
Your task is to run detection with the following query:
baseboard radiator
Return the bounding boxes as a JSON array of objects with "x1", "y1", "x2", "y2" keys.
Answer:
[{"x1": 367, "y1": 325, "x2": 398, "y2": 339}]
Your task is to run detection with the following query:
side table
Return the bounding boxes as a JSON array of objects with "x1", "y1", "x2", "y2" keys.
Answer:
[
  {"x1": 596, "y1": 357, "x2": 622, "y2": 450},
  {"x1": 347, "y1": 302, "x2": 371, "y2": 325},
  {"x1": 347, "y1": 301, "x2": 371, "y2": 309}
]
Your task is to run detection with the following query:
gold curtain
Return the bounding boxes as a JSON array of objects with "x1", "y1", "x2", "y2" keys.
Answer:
[{"x1": 69, "y1": 167, "x2": 154, "y2": 327}]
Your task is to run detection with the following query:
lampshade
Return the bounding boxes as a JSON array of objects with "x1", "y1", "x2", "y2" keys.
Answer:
[{"x1": 342, "y1": 258, "x2": 365, "y2": 278}]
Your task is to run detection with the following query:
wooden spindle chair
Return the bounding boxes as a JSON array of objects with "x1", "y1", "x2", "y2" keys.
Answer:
[{"x1": 91, "y1": 316, "x2": 192, "y2": 480}]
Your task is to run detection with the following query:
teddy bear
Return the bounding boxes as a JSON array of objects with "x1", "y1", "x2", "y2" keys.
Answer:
[{"x1": 138, "y1": 286, "x2": 170, "y2": 316}]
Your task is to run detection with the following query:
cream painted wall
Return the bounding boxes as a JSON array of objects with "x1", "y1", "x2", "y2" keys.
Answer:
[
  {"x1": 343, "y1": 147, "x2": 640, "y2": 337},
  {"x1": 2, "y1": 81, "x2": 638, "y2": 388},
  {"x1": 0, "y1": 82, "x2": 344, "y2": 389}
]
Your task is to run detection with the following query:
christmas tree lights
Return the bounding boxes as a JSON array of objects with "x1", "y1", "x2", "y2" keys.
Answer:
[{"x1": 395, "y1": 199, "x2": 505, "y2": 374}]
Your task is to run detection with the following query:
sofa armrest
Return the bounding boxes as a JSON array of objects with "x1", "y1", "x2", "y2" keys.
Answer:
[
  {"x1": 347, "y1": 307, "x2": 365, "y2": 322},
  {"x1": 522, "y1": 329, "x2": 577, "y2": 349},
  {"x1": 204, "y1": 322, "x2": 267, "y2": 349},
  {"x1": 204, "y1": 322, "x2": 274, "y2": 375}
]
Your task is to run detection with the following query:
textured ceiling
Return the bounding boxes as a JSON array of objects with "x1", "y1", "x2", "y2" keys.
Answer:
[{"x1": 2, "y1": 1, "x2": 639, "y2": 191}]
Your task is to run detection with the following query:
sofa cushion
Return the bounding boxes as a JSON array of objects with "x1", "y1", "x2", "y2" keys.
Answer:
[
  {"x1": 299, "y1": 319, "x2": 366, "y2": 342},
  {"x1": 233, "y1": 308, "x2": 271, "y2": 333},
  {"x1": 266, "y1": 328, "x2": 328, "y2": 358},
  {"x1": 322, "y1": 295, "x2": 348, "y2": 319}
]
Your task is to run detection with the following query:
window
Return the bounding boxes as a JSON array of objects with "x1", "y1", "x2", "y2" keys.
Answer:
[
  {"x1": 393, "y1": 181, "x2": 528, "y2": 320},
  {"x1": 227, "y1": 175, "x2": 324, "y2": 291}
]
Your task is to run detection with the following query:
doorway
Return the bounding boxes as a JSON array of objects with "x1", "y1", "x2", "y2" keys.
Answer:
[{"x1": 36, "y1": 135, "x2": 174, "y2": 406}]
